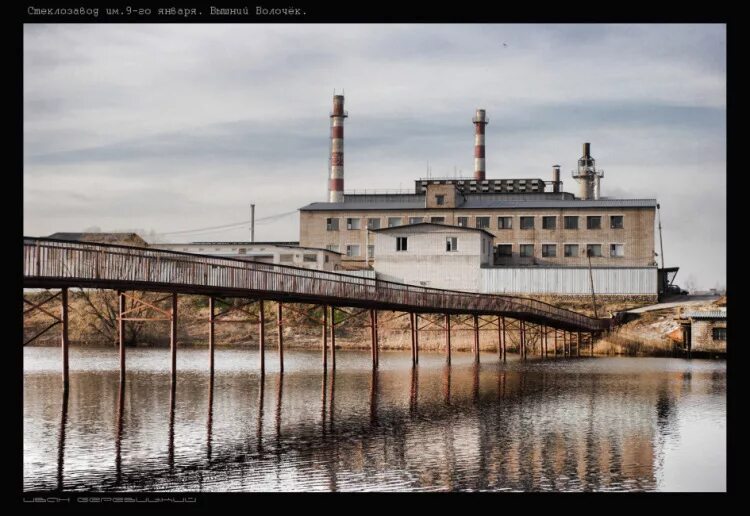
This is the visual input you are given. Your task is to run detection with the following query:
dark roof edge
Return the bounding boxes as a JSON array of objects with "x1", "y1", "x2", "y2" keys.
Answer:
[{"x1": 371, "y1": 222, "x2": 495, "y2": 238}]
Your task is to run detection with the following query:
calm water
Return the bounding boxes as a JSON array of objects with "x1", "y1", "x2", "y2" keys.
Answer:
[{"x1": 23, "y1": 347, "x2": 726, "y2": 492}]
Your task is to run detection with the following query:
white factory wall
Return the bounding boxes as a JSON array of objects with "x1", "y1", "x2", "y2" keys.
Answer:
[
  {"x1": 479, "y1": 267, "x2": 658, "y2": 295},
  {"x1": 373, "y1": 227, "x2": 487, "y2": 291}
]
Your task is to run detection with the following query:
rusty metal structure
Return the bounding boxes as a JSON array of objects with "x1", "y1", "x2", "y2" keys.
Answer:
[
  {"x1": 472, "y1": 109, "x2": 488, "y2": 181},
  {"x1": 328, "y1": 94, "x2": 347, "y2": 203},
  {"x1": 23, "y1": 237, "x2": 607, "y2": 389}
]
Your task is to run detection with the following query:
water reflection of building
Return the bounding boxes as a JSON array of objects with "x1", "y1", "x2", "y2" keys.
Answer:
[{"x1": 24, "y1": 357, "x2": 722, "y2": 492}]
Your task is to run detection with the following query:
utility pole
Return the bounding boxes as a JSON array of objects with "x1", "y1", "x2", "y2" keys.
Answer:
[
  {"x1": 587, "y1": 248, "x2": 598, "y2": 318},
  {"x1": 657, "y1": 203, "x2": 665, "y2": 269},
  {"x1": 250, "y1": 203, "x2": 255, "y2": 243}
]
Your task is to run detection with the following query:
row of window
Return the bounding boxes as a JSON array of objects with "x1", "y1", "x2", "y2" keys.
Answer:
[
  {"x1": 325, "y1": 215, "x2": 624, "y2": 231},
  {"x1": 496, "y1": 243, "x2": 625, "y2": 258},
  {"x1": 327, "y1": 244, "x2": 376, "y2": 258}
]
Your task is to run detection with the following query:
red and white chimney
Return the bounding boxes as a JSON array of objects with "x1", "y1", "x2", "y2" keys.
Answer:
[
  {"x1": 472, "y1": 109, "x2": 488, "y2": 181},
  {"x1": 328, "y1": 95, "x2": 347, "y2": 203}
]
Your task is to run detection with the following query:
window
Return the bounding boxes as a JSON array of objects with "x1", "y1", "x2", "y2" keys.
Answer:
[
  {"x1": 587, "y1": 244, "x2": 602, "y2": 257},
  {"x1": 475, "y1": 216, "x2": 490, "y2": 229},
  {"x1": 712, "y1": 328, "x2": 726, "y2": 341},
  {"x1": 610, "y1": 244, "x2": 624, "y2": 257},
  {"x1": 388, "y1": 217, "x2": 402, "y2": 228},
  {"x1": 367, "y1": 245, "x2": 374, "y2": 259},
  {"x1": 279, "y1": 254, "x2": 294, "y2": 262},
  {"x1": 326, "y1": 244, "x2": 339, "y2": 253},
  {"x1": 564, "y1": 216, "x2": 579, "y2": 230},
  {"x1": 238, "y1": 248, "x2": 247, "y2": 255},
  {"x1": 497, "y1": 244, "x2": 512, "y2": 257},
  {"x1": 520, "y1": 216, "x2": 534, "y2": 230},
  {"x1": 303, "y1": 254, "x2": 317, "y2": 262},
  {"x1": 431, "y1": 216, "x2": 445, "y2": 223},
  {"x1": 610, "y1": 215, "x2": 624, "y2": 229},
  {"x1": 326, "y1": 218, "x2": 339, "y2": 231},
  {"x1": 367, "y1": 218, "x2": 381, "y2": 230},
  {"x1": 587, "y1": 216, "x2": 602, "y2": 230},
  {"x1": 396, "y1": 237, "x2": 408, "y2": 251},
  {"x1": 498, "y1": 216, "x2": 512, "y2": 229},
  {"x1": 446, "y1": 237, "x2": 458, "y2": 252},
  {"x1": 520, "y1": 244, "x2": 534, "y2": 257},
  {"x1": 346, "y1": 218, "x2": 361, "y2": 230},
  {"x1": 564, "y1": 244, "x2": 579, "y2": 257},
  {"x1": 409, "y1": 216, "x2": 424, "y2": 224},
  {"x1": 542, "y1": 216, "x2": 556, "y2": 230},
  {"x1": 457, "y1": 216, "x2": 469, "y2": 227},
  {"x1": 435, "y1": 194, "x2": 445, "y2": 206},
  {"x1": 346, "y1": 245, "x2": 360, "y2": 257},
  {"x1": 542, "y1": 244, "x2": 557, "y2": 257}
]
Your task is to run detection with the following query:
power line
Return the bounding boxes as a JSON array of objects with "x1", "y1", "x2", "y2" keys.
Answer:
[{"x1": 153, "y1": 210, "x2": 297, "y2": 236}]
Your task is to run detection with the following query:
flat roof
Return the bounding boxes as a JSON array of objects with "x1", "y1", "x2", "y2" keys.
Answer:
[
  {"x1": 372, "y1": 222, "x2": 495, "y2": 238},
  {"x1": 683, "y1": 310, "x2": 727, "y2": 320}
]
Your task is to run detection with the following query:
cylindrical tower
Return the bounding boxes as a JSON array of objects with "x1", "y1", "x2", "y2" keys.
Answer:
[
  {"x1": 573, "y1": 142, "x2": 596, "y2": 199},
  {"x1": 552, "y1": 165, "x2": 561, "y2": 193},
  {"x1": 472, "y1": 109, "x2": 488, "y2": 181},
  {"x1": 328, "y1": 94, "x2": 348, "y2": 203}
]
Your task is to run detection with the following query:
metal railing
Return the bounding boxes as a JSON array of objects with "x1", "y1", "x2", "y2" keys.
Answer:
[{"x1": 23, "y1": 237, "x2": 611, "y2": 331}]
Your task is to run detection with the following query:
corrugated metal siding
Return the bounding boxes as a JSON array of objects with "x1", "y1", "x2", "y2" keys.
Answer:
[
  {"x1": 337, "y1": 269, "x2": 377, "y2": 279},
  {"x1": 480, "y1": 267, "x2": 657, "y2": 295}
]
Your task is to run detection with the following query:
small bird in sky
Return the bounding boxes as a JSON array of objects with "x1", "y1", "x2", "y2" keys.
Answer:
[{"x1": 502, "y1": 42, "x2": 508, "y2": 47}]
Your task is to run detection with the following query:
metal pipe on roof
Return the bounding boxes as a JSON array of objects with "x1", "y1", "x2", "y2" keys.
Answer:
[
  {"x1": 472, "y1": 109, "x2": 488, "y2": 181},
  {"x1": 552, "y1": 165, "x2": 561, "y2": 193}
]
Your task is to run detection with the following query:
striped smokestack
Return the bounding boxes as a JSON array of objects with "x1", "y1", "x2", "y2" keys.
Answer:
[
  {"x1": 472, "y1": 109, "x2": 488, "y2": 181},
  {"x1": 328, "y1": 94, "x2": 347, "y2": 203}
]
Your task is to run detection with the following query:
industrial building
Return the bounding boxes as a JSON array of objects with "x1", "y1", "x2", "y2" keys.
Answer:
[
  {"x1": 151, "y1": 241, "x2": 341, "y2": 271},
  {"x1": 299, "y1": 95, "x2": 660, "y2": 298}
]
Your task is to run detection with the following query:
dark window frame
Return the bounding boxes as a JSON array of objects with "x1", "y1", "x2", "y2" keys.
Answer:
[
  {"x1": 542, "y1": 216, "x2": 557, "y2": 230},
  {"x1": 520, "y1": 216, "x2": 535, "y2": 230},
  {"x1": 564, "y1": 216, "x2": 579, "y2": 230}
]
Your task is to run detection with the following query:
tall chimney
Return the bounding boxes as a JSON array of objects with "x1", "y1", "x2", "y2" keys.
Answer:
[
  {"x1": 472, "y1": 109, "x2": 488, "y2": 181},
  {"x1": 573, "y1": 141, "x2": 596, "y2": 200},
  {"x1": 552, "y1": 165, "x2": 561, "y2": 193},
  {"x1": 328, "y1": 94, "x2": 347, "y2": 203}
]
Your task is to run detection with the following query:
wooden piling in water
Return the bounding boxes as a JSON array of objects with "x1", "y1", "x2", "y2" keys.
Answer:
[
  {"x1": 370, "y1": 309, "x2": 376, "y2": 368},
  {"x1": 445, "y1": 314, "x2": 451, "y2": 365},
  {"x1": 330, "y1": 306, "x2": 336, "y2": 370},
  {"x1": 501, "y1": 316, "x2": 507, "y2": 362},
  {"x1": 409, "y1": 313, "x2": 416, "y2": 366},
  {"x1": 590, "y1": 331, "x2": 594, "y2": 357},
  {"x1": 473, "y1": 314, "x2": 480, "y2": 364},
  {"x1": 208, "y1": 296, "x2": 215, "y2": 377},
  {"x1": 277, "y1": 302, "x2": 284, "y2": 373},
  {"x1": 118, "y1": 291, "x2": 126, "y2": 383},
  {"x1": 577, "y1": 331, "x2": 581, "y2": 357},
  {"x1": 374, "y1": 310, "x2": 379, "y2": 367},
  {"x1": 520, "y1": 320, "x2": 526, "y2": 360},
  {"x1": 554, "y1": 328, "x2": 558, "y2": 357},
  {"x1": 322, "y1": 304, "x2": 328, "y2": 370},
  {"x1": 414, "y1": 313, "x2": 419, "y2": 364},
  {"x1": 170, "y1": 293, "x2": 177, "y2": 382},
  {"x1": 259, "y1": 299, "x2": 266, "y2": 375},
  {"x1": 61, "y1": 287, "x2": 69, "y2": 391}
]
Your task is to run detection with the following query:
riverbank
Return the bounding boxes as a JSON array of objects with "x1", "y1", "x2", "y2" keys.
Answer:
[{"x1": 23, "y1": 290, "x2": 725, "y2": 356}]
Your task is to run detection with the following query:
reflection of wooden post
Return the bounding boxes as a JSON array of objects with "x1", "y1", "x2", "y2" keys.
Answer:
[
  {"x1": 414, "y1": 314, "x2": 419, "y2": 364},
  {"x1": 118, "y1": 291, "x2": 126, "y2": 383},
  {"x1": 473, "y1": 314, "x2": 480, "y2": 363},
  {"x1": 322, "y1": 305, "x2": 328, "y2": 371},
  {"x1": 330, "y1": 306, "x2": 336, "y2": 370},
  {"x1": 259, "y1": 300, "x2": 266, "y2": 375},
  {"x1": 61, "y1": 287, "x2": 70, "y2": 391},
  {"x1": 208, "y1": 297, "x2": 215, "y2": 377},
  {"x1": 277, "y1": 302, "x2": 284, "y2": 373},
  {"x1": 445, "y1": 314, "x2": 451, "y2": 365},
  {"x1": 170, "y1": 293, "x2": 177, "y2": 382}
]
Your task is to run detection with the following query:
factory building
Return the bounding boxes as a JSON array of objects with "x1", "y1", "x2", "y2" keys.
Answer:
[
  {"x1": 150, "y1": 241, "x2": 341, "y2": 271},
  {"x1": 298, "y1": 95, "x2": 660, "y2": 298}
]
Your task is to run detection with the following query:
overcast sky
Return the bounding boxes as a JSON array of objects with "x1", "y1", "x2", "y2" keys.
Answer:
[{"x1": 23, "y1": 24, "x2": 726, "y2": 289}]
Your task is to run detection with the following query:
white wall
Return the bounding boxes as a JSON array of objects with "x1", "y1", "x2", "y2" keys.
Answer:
[{"x1": 373, "y1": 226, "x2": 483, "y2": 291}]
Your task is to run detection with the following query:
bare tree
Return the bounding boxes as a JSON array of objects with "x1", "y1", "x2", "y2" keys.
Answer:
[{"x1": 76, "y1": 288, "x2": 157, "y2": 345}]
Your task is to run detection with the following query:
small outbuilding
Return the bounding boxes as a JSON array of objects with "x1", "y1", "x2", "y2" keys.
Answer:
[
  {"x1": 677, "y1": 309, "x2": 727, "y2": 356},
  {"x1": 372, "y1": 222, "x2": 494, "y2": 291}
]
